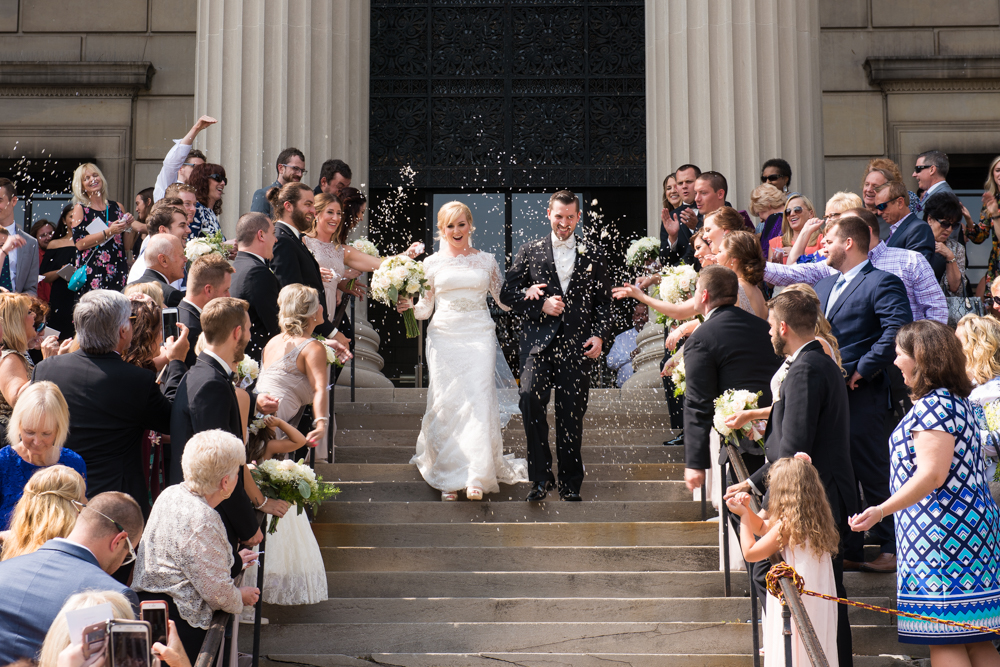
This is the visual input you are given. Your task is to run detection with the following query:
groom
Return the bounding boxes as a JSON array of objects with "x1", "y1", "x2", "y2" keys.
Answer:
[{"x1": 501, "y1": 190, "x2": 612, "y2": 501}]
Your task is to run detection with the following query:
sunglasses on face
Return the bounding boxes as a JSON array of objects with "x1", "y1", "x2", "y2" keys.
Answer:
[
  {"x1": 874, "y1": 197, "x2": 904, "y2": 212},
  {"x1": 936, "y1": 218, "x2": 960, "y2": 229},
  {"x1": 33, "y1": 320, "x2": 45, "y2": 333},
  {"x1": 913, "y1": 165, "x2": 933, "y2": 173},
  {"x1": 761, "y1": 174, "x2": 784, "y2": 183},
  {"x1": 786, "y1": 206, "x2": 804, "y2": 216},
  {"x1": 208, "y1": 174, "x2": 228, "y2": 185}
]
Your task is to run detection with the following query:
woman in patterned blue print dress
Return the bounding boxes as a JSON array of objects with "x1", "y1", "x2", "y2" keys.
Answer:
[
  {"x1": 850, "y1": 321, "x2": 1000, "y2": 664},
  {"x1": 69, "y1": 163, "x2": 133, "y2": 294},
  {"x1": 186, "y1": 163, "x2": 226, "y2": 239}
]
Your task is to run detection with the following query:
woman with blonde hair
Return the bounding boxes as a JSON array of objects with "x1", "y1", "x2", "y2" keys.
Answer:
[
  {"x1": 749, "y1": 183, "x2": 787, "y2": 254},
  {"x1": 1, "y1": 464, "x2": 85, "y2": 559},
  {"x1": 69, "y1": 163, "x2": 133, "y2": 294},
  {"x1": 37, "y1": 591, "x2": 135, "y2": 667},
  {"x1": 396, "y1": 200, "x2": 527, "y2": 501},
  {"x1": 956, "y1": 314, "x2": 1000, "y2": 483},
  {"x1": 769, "y1": 194, "x2": 823, "y2": 264},
  {"x1": 967, "y1": 156, "x2": 1000, "y2": 298}
]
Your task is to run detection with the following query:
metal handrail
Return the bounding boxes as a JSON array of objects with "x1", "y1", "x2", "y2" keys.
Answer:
[
  {"x1": 193, "y1": 610, "x2": 231, "y2": 667},
  {"x1": 724, "y1": 441, "x2": 830, "y2": 667}
]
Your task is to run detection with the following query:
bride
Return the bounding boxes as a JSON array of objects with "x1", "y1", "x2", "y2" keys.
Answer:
[{"x1": 397, "y1": 201, "x2": 528, "y2": 501}]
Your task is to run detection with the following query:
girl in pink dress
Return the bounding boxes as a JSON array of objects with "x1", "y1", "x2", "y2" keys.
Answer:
[{"x1": 726, "y1": 454, "x2": 840, "y2": 666}]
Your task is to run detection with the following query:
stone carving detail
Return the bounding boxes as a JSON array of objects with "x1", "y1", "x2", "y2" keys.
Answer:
[{"x1": 370, "y1": 1, "x2": 646, "y2": 188}]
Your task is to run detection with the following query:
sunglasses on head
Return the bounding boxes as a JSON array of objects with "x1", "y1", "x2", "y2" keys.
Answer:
[
  {"x1": 208, "y1": 174, "x2": 227, "y2": 185},
  {"x1": 761, "y1": 174, "x2": 784, "y2": 184}
]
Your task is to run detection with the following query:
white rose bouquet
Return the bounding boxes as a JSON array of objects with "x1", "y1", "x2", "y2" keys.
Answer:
[
  {"x1": 670, "y1": 350, "x2": 686, "y2": 397},
  {"x1": 235, "y1": 357, "x2": 259, "y2": 389},
  {"x1": 185, "y1": 229, "x2": 229, "y2": 263},
  {"x1": 312, "y1": 333, "x2": 344, "y2": 367},
  {"x1": 652, "y1": 264, "x2": 699, "y2": 327},
  {"x1": 713, "y1": 389, "x2": 766, "y2": 449},
  {"x1": 350, "y1": 237, "x2": 379, "y2": 257},
  {"x1": 625, "y1": 237, "x2": 660, "y2": 268},
  {"x1": 249, "y1": 458, "x2": 340, "y2": 534},
  {"x1": 370, "y1": 255, "x2": 428, "y2": 338}
]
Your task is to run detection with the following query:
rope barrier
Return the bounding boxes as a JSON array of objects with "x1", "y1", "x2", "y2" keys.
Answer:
[{"x1": 765, "y1": 561, "x2": 1000, "y2": 637}]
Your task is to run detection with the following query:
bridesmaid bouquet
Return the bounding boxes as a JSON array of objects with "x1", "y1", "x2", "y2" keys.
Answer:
[
  {"x1": 312, "y1": 333, "x2": 344, "y2": 367},
  {"x1": 249, "y1": 458, "x2": 340, "y2": 534},
  {"x1": 185, "y1": 230, "x2": 229, "y2": 262},
  {"x1": 669, "y1": 350, "x2": 686, "y2": 397},
  {"x1": 713, "y1": 389, "x2": 766, "y2": 450},
  {"x1": 625, "y1": 236, "x2": 660, "y2": 268},
  {"x1": 652, "y1": 264, "x2": 699, "y2": 327},
  {"x1": 235, "y1": 357, "x2": 259, "y2": 388},
  {"x1": 350, "y1": 237, "x2": 379, "y2": 257},
  {"x1": 371, "y1": 256, "x2": 428, "y2": 338}
]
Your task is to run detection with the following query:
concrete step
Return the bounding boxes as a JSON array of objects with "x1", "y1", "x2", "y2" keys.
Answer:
[
  {"x1": 331, "y1": 480, "x2": 693, "y2": 502},
  {"x1": 336, "y1": 413, "x2": 677, "y2": 430},
  {"x1": 262, "y1": 596, "x2": 895, "y2": 625},
  {"x1": 335, "y1": 429, "x2": 681, "y2": 448},
  {"x1": 318, "y1": 463, "x2": 685, "y2": 482},
  {"x1": 321, "y1": 545, "x2": 719, "y2": 572},
  {"x1": 333, "y1": 388, "x2": 669, "y2": 404},
  {"x1": 316, "y1": 500, "x2": 716, "y2": 523},
  {"x1": 334, "y1": 445, "x2": 685, "y2": 465},
  {"x1": 312, "y1": 521, "x2": 716, "y2": 547},
  {"x1": 335, "y1": 402, "x2": 674, "y2": 416}
]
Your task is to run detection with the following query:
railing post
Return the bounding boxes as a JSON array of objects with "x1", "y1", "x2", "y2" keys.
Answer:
[
  {"x1": 251, "y1": 530, "x2": 267, "y2": 667},
  {"x1": 415, "y1": 319, "x2": 424, "y2": 388},
  {"x1": 327, "y1": 371, "x2": 334, "y2": 464},
  {"x1": 350, "y1": 296, "x2": 356, "y2": 403},
  {"x1": 701, "y1": 479, "x2": 707, "y2": 522},
  {"x1": 751, "y1": 572, "x2": 761, "y2": 667},
  {"x1": 721, "y1": 459, "x2": 731, "y2": 598},
  {"x1": 783, "y1": 601, "x2": 794, "y2": 667}
]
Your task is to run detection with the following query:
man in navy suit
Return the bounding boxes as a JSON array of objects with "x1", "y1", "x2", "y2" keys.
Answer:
[
  {"x1": 0, "y1": 492, "x2": 142, "y2": 664},
  {"x1": 814, "y1": 215, "x2": 912, "y2": 573},
  {"x1": 878, "y1": 179, "x2": 935, "y2": 265},
  {"x1": 914, "y1": 150, "x2": 954, "y2": 204}
]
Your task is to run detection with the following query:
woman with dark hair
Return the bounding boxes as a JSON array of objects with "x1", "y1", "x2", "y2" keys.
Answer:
[
  {"x1": 29, "y1": 220, "x2": 55, "y2": 302},
  {"x1": 39, "y1": 206, "x2": 78, "y2": 339},
  {"x1": 760, "y1": 158, "x2": 791, "y2": 193},
  {"x1": 718, "y1": 231, "x2": 768, "y2": 318},
  {"x1": 186, "y1": 163, "x2": 226, "y2": 238},
  {"x1": 850, "y1": 320, "x2": 1000, "y2": 663},
  {"x1": 122, "y1": 293, "x2": 167, "y2": 503}
]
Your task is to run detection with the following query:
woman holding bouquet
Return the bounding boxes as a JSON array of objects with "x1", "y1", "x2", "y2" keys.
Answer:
[{"x1": 396, "y1": 201, "x2": 528, "y2": 501}]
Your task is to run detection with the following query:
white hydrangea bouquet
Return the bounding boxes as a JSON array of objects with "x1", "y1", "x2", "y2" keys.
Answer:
[
  {"x1": 670, "y1": 350, "x2": 686, "y2": 397},
  {"x1": 625, "y1": 236, "x2": 660, "y2": 268},
  {"x1": 235, "y1": 357, "x2": 259, "y2": 389},
  {"x1": 713, "y1": 389, "x2": 766, "y2": 450},
  {"x1": 184, "y1": 229, "x2": 229, "y2": 263},
  {"x1": 371, "y1": 255, "x2": 428, "y2": 338},
  {"x1": 652, "y1": 264, "x2": 699, "y2": 327},
  {"x1": 249, "y1": 458, "x2": 340, "y2": 534}
]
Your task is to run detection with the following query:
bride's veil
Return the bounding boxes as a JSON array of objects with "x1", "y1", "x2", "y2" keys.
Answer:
[{"x1": 494, "y1": 340, "x2": 520, "y2": 428}]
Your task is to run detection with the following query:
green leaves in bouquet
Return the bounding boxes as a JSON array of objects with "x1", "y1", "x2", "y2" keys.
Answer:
[{"x1": 387, "y1": 284, "x2": 398, "y2": 303}]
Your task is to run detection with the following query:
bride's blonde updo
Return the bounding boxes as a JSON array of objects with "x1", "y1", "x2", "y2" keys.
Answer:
[
  {"x1": 278, "y1": 284, "x2": 321, "y2": 337},
  {"x1": 436, "y1": 201, "x2": 475, "y2": 241}
]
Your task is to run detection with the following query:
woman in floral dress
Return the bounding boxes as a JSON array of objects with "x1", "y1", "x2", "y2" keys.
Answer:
[
  {"x1": 69, "y1": 163, "x2": 132, "y2": 294},
  {"x1": 966, "y1": 155, "x2": 1000, "y2": 298}
]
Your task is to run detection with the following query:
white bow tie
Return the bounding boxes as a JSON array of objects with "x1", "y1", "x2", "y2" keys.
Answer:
[{"x1": 553, "y1": 237, "x2": 576, "y2": 250}]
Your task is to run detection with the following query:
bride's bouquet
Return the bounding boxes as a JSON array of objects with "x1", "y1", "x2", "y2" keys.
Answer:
[
  {"x1": 371, "y1": 256, "x2": 428, "y2": 338},
  {"x1": 625, "y1": 237, "x2": 660, "y2": 268},
  {"x1": 669, "y1": 350, "x2": 686, "y2": 397},
  {"x1": 713, "y1": 389, "x2": 766, "y2": 450},
  {"x1": 249, "y1": 458, "x2": 340, "y2": 534},
  {"x1": 185, "y1": 230, "x2": 229, "y2": 263},
  {"x1": 652, "y1": 264, "x2": 699, "y2": 327}
]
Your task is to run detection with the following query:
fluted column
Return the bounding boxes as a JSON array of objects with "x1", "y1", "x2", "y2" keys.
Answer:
[
  {"x1": 196, "y1": 0, "x2": 386, "y2": 387},
  {"x1": 645, "y1": 0, "x2": 824, "y2": 233},
  {"x1": 623, "y1": 322, "x2": 666, "y2": 389}
]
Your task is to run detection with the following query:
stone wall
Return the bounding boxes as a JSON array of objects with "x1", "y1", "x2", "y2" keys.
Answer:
[
  {"x1": 0, "y1": 0, "x2": 196, "y2": 203},
  {"x1": 820, "y1": 0, "x2": 1000, "y2": 199}
]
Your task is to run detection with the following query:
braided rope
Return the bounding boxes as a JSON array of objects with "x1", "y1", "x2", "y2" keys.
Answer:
[{"x1": 765, "y1": 561, "x2": 1000, "y2": 637}]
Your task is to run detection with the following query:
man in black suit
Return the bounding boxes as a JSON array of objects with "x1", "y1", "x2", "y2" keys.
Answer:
[
  {"x1": 500, "y1": 190, "x2": 612, "y2": 501},
  {"x1": 169, "y1": 297, "x2": 288, "y2": 571},
  {"x1": 814, "y1": 215, "x2": 912, "y2": 573},
  {"x1": 129, "y1": 233, "x2": 186, "y2": 307},
  {"x1": 33, "y1": 290, "x2": 189, "y2": 514},
  {"x1": 178, "y1": 253, "x2": 233, "y2": 367},
  {"x1": 727, "y1": 290, "x2": 855, "y2": 666},
  {"x1": 682, "y1": 266, "x2": 782, "y2": 494},
  {"x1": 230, "y1": 212, "x2": 280, "y2": 360},
  {"x1": 267, "y1": 183, "x2": 352, "y2": 359},
  {"x1": 878, "y1": 179, "x2": 935, "y2": 265}
]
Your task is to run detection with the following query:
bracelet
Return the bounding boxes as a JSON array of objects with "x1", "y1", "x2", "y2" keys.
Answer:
[
  {"x1": 255, "y1": 497, "x2": 268, "y2": 510},
  {"x1": 992, "y1": 215, "x2": 1000, "y2": 221},
  {"x1": 877, "y1": 505, "x2": 884, "y2": 521},
  {"x1": 313, "y1": 417, "x2": 329, "y2": 426}
]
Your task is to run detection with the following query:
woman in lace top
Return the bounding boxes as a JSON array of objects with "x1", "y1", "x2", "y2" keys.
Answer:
[
  {"x1": 133, "y1": 430, "x2": 259, "y2": 663},
  {"x1": 304, "y1": 193, "x2": 422, "y2": 319}
]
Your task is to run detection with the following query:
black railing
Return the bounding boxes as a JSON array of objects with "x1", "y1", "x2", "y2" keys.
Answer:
[
  {"x1": 193, "y1": 610, "x2": 231, "y2": 667},
  {"x1": 722, "y1": 440, "x2": 830, "y2": 667}
]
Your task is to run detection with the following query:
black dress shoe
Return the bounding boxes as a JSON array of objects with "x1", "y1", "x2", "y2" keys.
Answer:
[
  {"x1": 526, "y1": 481, "x2": 553, "y2": 502},
  {"x1": 559, "y1": 490, "x2": 582, "y2": 501},
  {"x1": 664, "y1": 432, "x2": 684, "y2": 446}
]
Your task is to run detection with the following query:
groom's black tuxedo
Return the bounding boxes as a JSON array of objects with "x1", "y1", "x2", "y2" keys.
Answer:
[{"x1": 500, "y1": 234, "x2": 612, "y2": 494}]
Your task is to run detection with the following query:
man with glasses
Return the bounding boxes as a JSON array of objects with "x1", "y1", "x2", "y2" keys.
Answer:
[
  {"x1": 877, "y1": 179, "x2": 935, "y2": 264},
  {"x1": 250, "y1": 147, "x2": 307, "y2": 218},
  {"x1": 0, "y1": 492, "x2": 143, "y2": 664},
  {"x1": 152, "y1": 115, "x2": 216, "y2": 202}
]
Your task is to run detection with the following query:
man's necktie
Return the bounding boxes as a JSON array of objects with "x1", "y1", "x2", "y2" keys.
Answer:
[
  {"x1": 0, "y1": 254, "x2": 13, "y2": 292},
  {"x1": 825, "y1": 276, "x2": 846, "y2": 318}
]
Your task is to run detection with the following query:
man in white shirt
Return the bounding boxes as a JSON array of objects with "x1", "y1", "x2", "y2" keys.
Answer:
[
  {"x1": 152, "y1": 116, "x2": 216, "y2": 202},
  {"x1": 606, "y1": 303, "x2": 648, "y2": 387},
  {"x1": 127, "y1": 201, "x2": 191, "y2": 285},
  {"x1": 0, "y1": 178, "x2": 37, "y2": 296}
]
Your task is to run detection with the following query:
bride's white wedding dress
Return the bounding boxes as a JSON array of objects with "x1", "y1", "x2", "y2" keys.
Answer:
[{"x1": 412, "y1": 251, "x2": 528, "y2": 493}]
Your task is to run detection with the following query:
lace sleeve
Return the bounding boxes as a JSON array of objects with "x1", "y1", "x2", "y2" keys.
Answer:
[
  {"x1": 182, "y1": 522, "x2": 244, "y2": 615},
  {"x1": 414, "y1": 257, "x2": 435, "y2": 320},
  {"x1": 489, "y1": 256, "x2": 511, "y2": 312}
]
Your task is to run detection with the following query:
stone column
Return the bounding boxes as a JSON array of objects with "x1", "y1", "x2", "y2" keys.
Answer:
[
  {"x1": 196, "y1": 0, "x2": 390, "y2": 388},
  {"x1": 644, "y1": 0, "x2": 825, "y2": 233},
  {"x1": 623, "y1": 322, "x2": 666, "y2": 389}
]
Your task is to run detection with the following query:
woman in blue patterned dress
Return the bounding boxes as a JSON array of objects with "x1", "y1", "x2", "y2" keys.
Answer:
[
  {"x1": 69, "y1": 163, "x2": 133, "y2": 294},
  {"x1": 850, "y1": 320, "x2": 1000, "y2": 663},
  {"x1": 186, "y1": 163, "x2": 226, "y2": 239}
]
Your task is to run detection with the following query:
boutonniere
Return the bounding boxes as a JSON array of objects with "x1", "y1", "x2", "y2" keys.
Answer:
[
  {"x1": 776, "y1": 360, "x2": 791, "y2": 386},
  {"x1": 577, "y1": 243, "x2": 588, "y2": 256}
]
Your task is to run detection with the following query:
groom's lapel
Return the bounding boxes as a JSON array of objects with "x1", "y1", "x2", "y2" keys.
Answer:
[{"x1": 540, "y1": 235, "x2": 562, "y2": 296}]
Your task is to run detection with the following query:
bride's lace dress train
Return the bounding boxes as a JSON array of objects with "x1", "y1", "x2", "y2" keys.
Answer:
[{"x1": 412, "y1": 252, "x2": 528, "y2": 493}]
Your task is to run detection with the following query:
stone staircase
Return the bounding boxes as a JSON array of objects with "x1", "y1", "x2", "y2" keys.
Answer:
[{"x1": 245, "y1": 388, "x2": 926, "y2": 666}]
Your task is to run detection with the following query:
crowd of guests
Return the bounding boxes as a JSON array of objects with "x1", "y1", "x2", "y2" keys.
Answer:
[
  {"x1": 0, "y1": 116, "x2": 381, "y2": 666},
  {"x1": 622, "y1": 151, "x2": 1000, "y2": 666}
]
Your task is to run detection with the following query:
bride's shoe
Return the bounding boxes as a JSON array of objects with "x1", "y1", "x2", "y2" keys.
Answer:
[
  {"x1": 441, "y1": 491, "x2": 459, "y2": 501},
  {"x1": 466, "y1": 487, "x2": 483, "y2": 501}
]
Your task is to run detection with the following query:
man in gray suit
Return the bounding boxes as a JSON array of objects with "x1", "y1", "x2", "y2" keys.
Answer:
[
  {"x1": 914, "y1": 150, "x2": 954, "y2": 203},
  {"x1": 0, "y1": 178, "x2": 39, "y2": 296},
  {"x1": 0, "y1": 492, "x2": 142, "y2": 664}
]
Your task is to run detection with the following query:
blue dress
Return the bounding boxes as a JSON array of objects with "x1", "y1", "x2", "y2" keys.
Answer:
[
  {"x1": 0, "y1": 446, "x2": 87, "y2": 530},
  {"x1": 891, "y1": 388, "x2": 1000, "y2": 644},
  {"x1": 190, "y1": 201, "x2": 222, "y2": 239}
]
